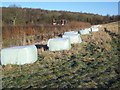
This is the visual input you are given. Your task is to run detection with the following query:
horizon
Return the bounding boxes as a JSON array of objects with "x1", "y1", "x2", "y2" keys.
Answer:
[{"x1": 1, "y1": 2, "x2": 118, "y2": 16}]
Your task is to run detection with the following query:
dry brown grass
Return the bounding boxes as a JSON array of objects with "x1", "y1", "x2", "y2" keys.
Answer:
[
  {"x1": 102, "y1": 22, "x2": 119, "y2": 35},
  {"x1": 80, "y1": 30, "x2": 112, "y2": 46},
  {"x1": 25, "y1": 22, "x2": 119, "y2": 63},
  {"x1": 2, "y1": 21, "x2": 91, "y2": 48},
  {"x1": 2, "y1": 22, "x2": 119, "y2": 89},
  {"x1": 81, "y1": 35, "x2": 92, "y2": 43},
  {"x1": 37, "y1": 43, "x2": 85, "y2": 65}
]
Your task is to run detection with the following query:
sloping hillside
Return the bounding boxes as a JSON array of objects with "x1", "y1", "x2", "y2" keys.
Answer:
[
  {"x1": 2, "y1": 7, "x2": 118, "y2": 26},
  {"x1": 2, "y1": 21, "x2": 91, "y2": 48},
  {"x1": 2, "y1": 22, "x2": 120, "y2": 89},
  {"x1": 2, "y1": 7, "x2": 119, "y2": 48}
]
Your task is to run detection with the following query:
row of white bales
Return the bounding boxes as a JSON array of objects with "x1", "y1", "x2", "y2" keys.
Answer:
[{"x1": 1, "y1": 25, "x2": 102, "y2": 65}]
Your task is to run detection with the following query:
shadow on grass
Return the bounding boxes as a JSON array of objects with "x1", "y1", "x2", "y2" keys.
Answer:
[{"x1": 35, "y1": 44, "x2": 48, "y2": 51}]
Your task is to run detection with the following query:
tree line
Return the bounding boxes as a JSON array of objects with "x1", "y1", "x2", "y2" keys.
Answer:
[{"x1": 2, "y1": 6, "x2": 120, "y2": 26}]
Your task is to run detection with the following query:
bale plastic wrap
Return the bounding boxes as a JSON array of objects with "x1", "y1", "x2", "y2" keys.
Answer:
[
  {"x1": 91, "y1": 25, "x2": 101, "y2": 28},
  {"x1": 1, "y1": 45, "x2": 38, "y2": 65},
  {"x1": 62, "y1": 34, "x2": 82, "y2": 44},
  {"x1": 79, "y1": 29, "x2": 90, "y2": 35},
  {"x1": 47, "y1": 38, "x2": 71, "y2": 51},
  {"x1": 64, "y1": 31, "x2": 78, "y2": 35},
  {"x1": 91, "y1": 25, "x2": 98, "y2": 28},
  {"x1": 91, "y1": 27, "x2": 99, "y2": 32}
]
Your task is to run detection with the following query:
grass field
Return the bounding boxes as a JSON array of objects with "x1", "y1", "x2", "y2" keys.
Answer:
[{"x1": 2, "y1": 22, "x2": 120, "y2": 89}]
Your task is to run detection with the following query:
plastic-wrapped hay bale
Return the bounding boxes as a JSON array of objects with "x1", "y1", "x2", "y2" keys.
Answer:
[
  {"x1": 47, "y1": 38, "x2": 71, "y2": 51},
  {"x1": 87, "y1": 28, "x2": 92, "y2": 32},
  {"x1": 64, "y1": 31, "x2": 78, "y2": 35},
  {"x1": 1, "y1": 45, "x2": 38, "y2": 65},
  {"x1": 98, "y1": 25, "x2": 102, "y2": 27},
  {"x1": 91, "y1": 27, "x2": 99, "y2": 32},
  {"x1": 91, "y1": 25, "x2": 101, "y2": 28},
  {"x1": 79, "y1": 29, "x2": 90, "y2": 35},
  {"x1": 96, "y1": 25, "x2": 102, "y2": 28},
  {"x1": 91, "y1": 25, "x2": 98, "y2": 28},
  {"x1": 62, "y1": 34, "x2": 82, "y2": 44},
  {"x1": 91, "y1": 25, "x2": 96, "y2": 28}
]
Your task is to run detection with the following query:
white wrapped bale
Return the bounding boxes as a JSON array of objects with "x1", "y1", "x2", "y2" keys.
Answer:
[
  {"x1": 87, "y1": 28, "x2": 92, "y2": 32},
  {"x1": 1, "y1": 45, "x2": 38, "y2": 65},
  {"x1": 91, "y1": 25, "x2": 96, "y2": 28},
  {"x1": 62, "y1": 34, "x2": 82, "y2": 44},
  {"x1": 98, "y1": 25, "x2": 102, "y2": 27},
  {"x1": 96, "y1": 25, "x2": 102, "y2": 27},
  {"x1": 91, "y1": 25, "x2": 101, "y2": 28},
  {"x1": 47, "y1": 38, "x2": 71, "y2": 51},
  {"x1": 91, "y1": 27, "x2": 99, "y2": 32},
  {"x1": 64, "y1": 31, "x2": 78, "y2": 35},
  {"x1": 79, "y1": 29, "x2": 90, "y2": 35}
]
